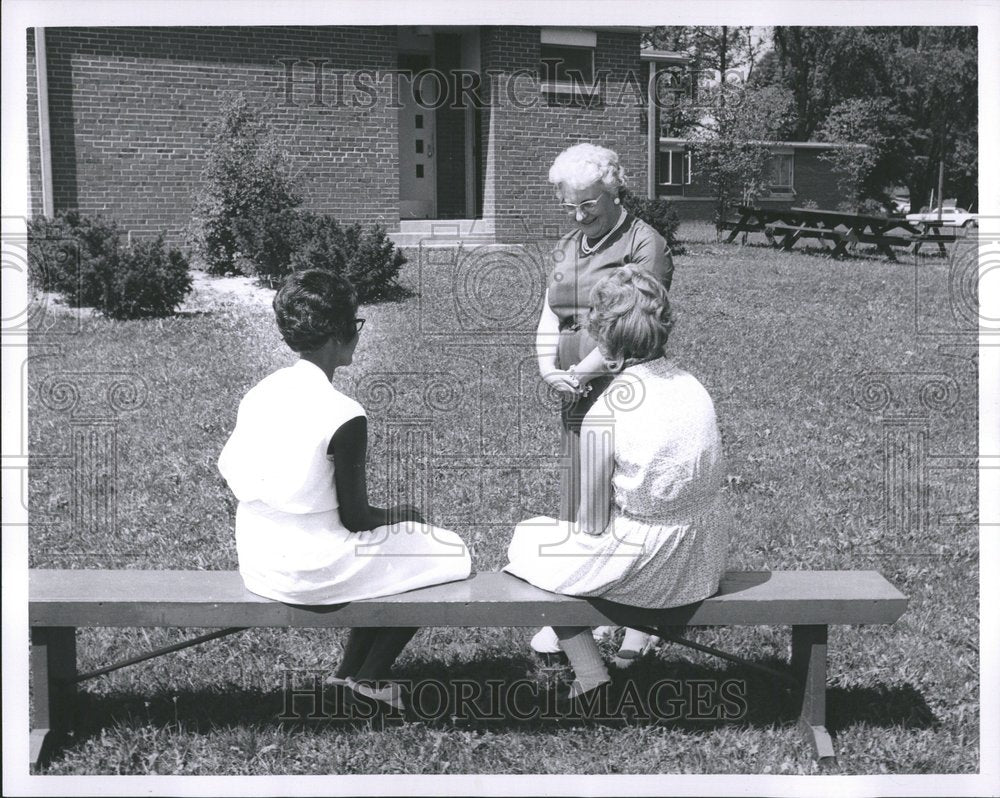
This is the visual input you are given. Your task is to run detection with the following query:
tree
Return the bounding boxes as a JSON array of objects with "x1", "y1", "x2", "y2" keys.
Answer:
[
  {"x1": 761, "y1": 27, "x2": 977, "y2": 211},
  {"x1": 689, "y1": 84, "x2": 796, "y2": 226},
  {"x1": 816, "y1": 98, "x2": 910, "y2": 211},
  {"x1": 769, "y1": 27, "x2": 894, "y2": 140},
  {"x1": 642, "y1": 26, "x2": 764, "y2": 137},
  {"x1": 188, "y1": 94, "x2": 303, "y2": 275}
]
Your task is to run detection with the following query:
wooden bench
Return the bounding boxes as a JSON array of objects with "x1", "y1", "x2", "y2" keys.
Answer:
[
  {"x1": 29, "y1": 569, "x2": 907, "y2": 768},
  {"x1": 764, "y1": 223, "x2": 848, "y2": 254}
]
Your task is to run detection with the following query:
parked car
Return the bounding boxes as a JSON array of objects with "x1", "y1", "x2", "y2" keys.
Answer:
[{"x1": 906, "y1": 206, "x2": 978, "y2": 228}]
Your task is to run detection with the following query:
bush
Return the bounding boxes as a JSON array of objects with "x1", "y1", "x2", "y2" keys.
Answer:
[
  {"x1": 28, "y1": 211, "x2": 125, "y2": 307},
  {"x1": 27, "y1": 212, "x2": 192, "y2": 319},
  {"x1": 188, "y1": 94, "x2": 302, "y2": 275},
  {"x1": 232, "y1": 207, "x2": 299, "y2": 284},
  {"x1": 619, "y1": 188, "x2": 685, "y2": 254},
  {"x1": 234, "y1": 210, "x2": 407, "y2": 302},
  {"x1": 102, "y1": 236, "x2": 193, "y2": 320},
  {"x1": 288, "y1": 213, "x2": 407, "y2": 303}
]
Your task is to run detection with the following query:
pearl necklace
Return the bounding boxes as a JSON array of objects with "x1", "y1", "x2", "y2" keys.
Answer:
[{"x1": 579, "y1": 208, "x2": 627, "y2": 255}]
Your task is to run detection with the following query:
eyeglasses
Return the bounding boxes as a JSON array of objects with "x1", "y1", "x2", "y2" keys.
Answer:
[
  {"x1": 559, "y1": 198, "x2": 602, "y2": 215},
  {"x1": 353, "y1": 318, "x2": 366, "y2": 335}
]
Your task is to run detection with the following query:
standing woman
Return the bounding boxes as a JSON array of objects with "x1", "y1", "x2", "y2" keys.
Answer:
[
  {"x1": 534, "y1": 143, "x2": 673, "y2": 661},
  {"x1": 539, "y1": 142, "x2": 674, "y2": 522},
  {"x1": 219, "y1": 269, "x2": 471, "y2": 711}
]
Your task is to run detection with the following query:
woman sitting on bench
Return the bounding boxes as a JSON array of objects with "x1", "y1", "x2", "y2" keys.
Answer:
[
  {"x1": 505, "y1": 266, "x2": 731, "y2": 707},
  {"x1": 218, "y1": 269, "x2": 471, "y2": 711}
]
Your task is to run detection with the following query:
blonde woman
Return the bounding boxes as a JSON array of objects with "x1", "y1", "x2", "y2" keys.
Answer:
[
  {"x1": 534, "y1": 142, "x2": 674, "y2": 663},
  {"x1": 509, "y1": 267, "x2": 729, "y2": 707}
]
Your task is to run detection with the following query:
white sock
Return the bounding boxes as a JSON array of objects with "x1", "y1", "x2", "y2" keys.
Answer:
[
  {"x1": 620, "y1": 627, "x2": 652, "y2": 655},
  {"x1": 553, "y1": 626, "x2": 610, "y2": 696},
  {"x1": 530, "y1": 626, "x2": 562, "y2": 654}
]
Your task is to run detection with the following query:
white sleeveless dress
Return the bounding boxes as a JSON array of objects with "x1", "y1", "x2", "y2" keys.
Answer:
[
  {"x1": 218, "y1": 359, "x2": 471, "y2": 605},
  {"x1": 505, "y1": 358, "x2": 730, "y2": 609}
]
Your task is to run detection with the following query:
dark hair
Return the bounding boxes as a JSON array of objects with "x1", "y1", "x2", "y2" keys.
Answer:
[
  {"x1": 273, "y1": 269, "x2": 358, "y2": 353},
  {"x1": 587, "y1": 266, "x2": 673, "y2": 372}
]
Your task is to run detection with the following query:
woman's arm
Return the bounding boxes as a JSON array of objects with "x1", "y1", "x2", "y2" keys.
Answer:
[
  {"x1": 576, "y1": 409, "x2": 615, "y2": 536},
  {"x1": 537, "y1": 290, "x2": 581, "y2": 395},
  {"x1": 330, "y1": 416, "x2": 424, "y2": 532},
  {"x1": 630, "y1": 227, "x2": 674, "y2": 292}
]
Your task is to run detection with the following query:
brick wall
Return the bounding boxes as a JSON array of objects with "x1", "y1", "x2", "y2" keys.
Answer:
[
  {"x1": 32, "y1": 26, "x2": 399, "y2": 243},
  {"x1": 792, "y1": 149, "x2": 849, "y2": 209},
  {"x1": 479, "y1": 27, "x2": 647, "y2": 242},
  {"x1": 661, "y1": 146, "x2": 852, "y2": 222}
]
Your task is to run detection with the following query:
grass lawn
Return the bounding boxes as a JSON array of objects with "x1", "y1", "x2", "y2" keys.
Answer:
[{"x1": 27, "y1": 222, "x2": 978, "y2": 774}]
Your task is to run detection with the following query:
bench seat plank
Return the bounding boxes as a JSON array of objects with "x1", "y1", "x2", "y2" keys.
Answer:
[{"x1": 29, "y1": 570, "x2": 907, "y2": 628}]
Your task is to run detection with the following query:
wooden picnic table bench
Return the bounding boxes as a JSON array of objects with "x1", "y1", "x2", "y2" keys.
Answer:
[
  {"x1": 29, "y1": 568, "x2": 907, "y2": 768},
  {"x1": 726, "y1": 205, "x2": 933, "y2": 261},
  {"x1": 764, "y1": 223, "x2": 848, "y2": 253}
]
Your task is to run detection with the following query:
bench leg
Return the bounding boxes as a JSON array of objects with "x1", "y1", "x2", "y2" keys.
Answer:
[
  {"x1": 791, "y1": 624, "x2": 836, "y2": 765},
  {"x1": 30, "y1": 626, "x2": 77, "y2": 770}
]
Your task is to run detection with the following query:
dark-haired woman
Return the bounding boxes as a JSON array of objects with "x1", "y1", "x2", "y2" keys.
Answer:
[
  {"x1": 507, "y1": 267, "x2": 730, "y2": 706},
  {"x1": 219, "y1": 269, "x2": 471, "y2": 711}
]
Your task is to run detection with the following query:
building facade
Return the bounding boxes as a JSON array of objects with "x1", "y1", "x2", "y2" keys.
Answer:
[
  {"x1": 26, "y1": 26, "x2": 858, "y2": 245},
  {"x1": 27, "y1": 25, "x2": 651, "y2": 245},
  {"x1": 657, "y1": 138, "x2": 858, "y2": 221}
]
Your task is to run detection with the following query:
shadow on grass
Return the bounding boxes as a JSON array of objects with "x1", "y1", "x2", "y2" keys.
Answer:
[
  {"x1": 705, "y1": 236, "x2": 944, "y2": 264},
  {"x1": 59, "y1": 652, "x2": 938, "y2": 747}
]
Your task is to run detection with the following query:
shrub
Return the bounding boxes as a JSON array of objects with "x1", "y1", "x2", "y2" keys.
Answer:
[
  {"x1": 232, "y1": 207, "x2": 300, "y2": 284},
  {"x1": 102, "y1": 237, "x2": 193, "y2": 320},
  {"x1": 287, "y1": 213, "x2": 407, "y2": 303},
  {"x1": 28, "y1": 211, "x2": 125, "y2": 307},
  {"x1": 188, "y1": 94, "x2": 302, "y2": 275},
  {"x1": 27, "y1": 212, "x2": 192, "y2": 319},
  {"x1": 619, "y1": 188, "x2": 685, "y2": 254}
]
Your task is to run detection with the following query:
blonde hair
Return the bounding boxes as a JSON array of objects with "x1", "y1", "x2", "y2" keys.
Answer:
[
  {"x1": 548, "y1": 143, "x2": 626, "y2": 194},
  {"x1": 587, "y1": 267, "x2": 673, "y2": 372}
]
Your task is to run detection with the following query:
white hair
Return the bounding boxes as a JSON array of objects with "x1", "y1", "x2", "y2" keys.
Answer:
[{"x1": 548, "y1": 143, "x2": 626, "y2": 193}]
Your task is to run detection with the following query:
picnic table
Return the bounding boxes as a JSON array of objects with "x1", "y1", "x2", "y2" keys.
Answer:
[{"x1": 723, "y1": 206, "x2": 939, "y2": 261}]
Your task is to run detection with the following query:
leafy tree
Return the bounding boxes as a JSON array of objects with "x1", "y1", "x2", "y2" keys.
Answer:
[
  {"x1": 816, "y1": 98, "x2": 910, "y2": 211},
  {"x1": 188, "y1": 94, "x2": 302, "y2": 275},
  {"x1": 769, "y1": 27, "x2": 894, "y2": 140},
  {"x1": 762, "y1": 27, "x2": 977, "y2": 210},
  {"x1": 643, "y1": 26, "x2": 767, "y2": 138},
  {"x1": 688, "y1": 84, "x2": 796, "y2": 225}
]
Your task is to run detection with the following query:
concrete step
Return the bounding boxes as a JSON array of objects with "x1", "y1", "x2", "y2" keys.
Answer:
[
  {"x1": 389, "y1": 233, "x2": 499, "y2": 248},
  {"x1": 396, "y1": 218, "x2": 496, "y2": 235}
]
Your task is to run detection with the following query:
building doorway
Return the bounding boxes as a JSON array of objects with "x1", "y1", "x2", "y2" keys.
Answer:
[{"x1": 398, "y1": 52, "x2": 436, "y2": 220}]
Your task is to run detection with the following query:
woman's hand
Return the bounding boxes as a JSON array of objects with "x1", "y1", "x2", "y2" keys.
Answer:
[{"x1": 542, "y1": 369, "x2": 587, "y2": 397}]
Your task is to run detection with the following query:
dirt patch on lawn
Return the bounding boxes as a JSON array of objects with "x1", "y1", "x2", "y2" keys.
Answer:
[{"x1": 182, "y1": 270, "x2": 275, "y2": 313}]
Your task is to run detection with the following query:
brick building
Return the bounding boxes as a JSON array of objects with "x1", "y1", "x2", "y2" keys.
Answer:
[
  {"x1": 27, "y1": 25, "x2": 655, "y2": 245},
  {"x1": 27, "y1": 25, "x2": 856, "y2": 244},
  {"x1": 656, "y1": 137, "x2": 859, "y2": 221}
]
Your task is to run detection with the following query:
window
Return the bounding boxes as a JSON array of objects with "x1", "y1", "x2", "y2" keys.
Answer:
[
  {"x1": 540, "y1": 29, "x2": 597, "y2": 93},
  {"x1": 657, "y1": 149, "x2": 692, "y2": 196},
  {"x1": 540, "y1": 44, "x2": 594, "y2": 86},
  {"x1": 768, "y1": 151, "x2": 794, "y2": 194}
]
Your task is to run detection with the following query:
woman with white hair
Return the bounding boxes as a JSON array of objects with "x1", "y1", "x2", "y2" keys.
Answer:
[
  {"x1": 532, "y1": 142, "x2": 674, "y2": 663},
  {"x1": 508, "y1": 267, "x2": 730, "y2": 709}
]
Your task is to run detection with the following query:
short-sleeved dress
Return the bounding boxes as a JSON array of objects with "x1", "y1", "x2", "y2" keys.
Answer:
[
  {"x1": 218, "y1": 359, "x2": 471, "y2": 605},
  {"x1": 505, "y1": 358, "x2": 729, "y2": 609},
  {"x1": 547, "y1": 211, "x2": 673, "y2": 521}
]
